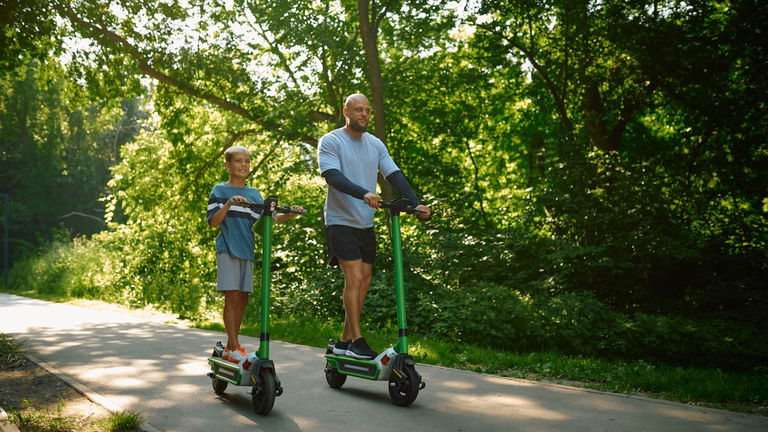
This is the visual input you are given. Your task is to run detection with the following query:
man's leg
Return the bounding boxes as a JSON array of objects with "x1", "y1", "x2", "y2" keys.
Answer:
[{"x1": 338, "y1": 258, "x2": 373, "y2": 342}]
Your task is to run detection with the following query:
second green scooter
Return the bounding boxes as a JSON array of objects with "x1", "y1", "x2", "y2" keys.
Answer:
[
  {"x1": 324, "y1": 197, "x2": 427, "y2": 407},
  {"x1": 207, "y1": 195, "x2": 305, "y2": 415}
]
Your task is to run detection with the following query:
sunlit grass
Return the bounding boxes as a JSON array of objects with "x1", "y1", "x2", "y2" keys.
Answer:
[
  {"x1": 96, "y1": 410, "x2": 143, "y2": 432},
  {"x1": 7, "y1": 401, "x2": 77, "y2": 432},
  {"x1": 7, "y1": 403, "x2": 144, "y2": 432}
]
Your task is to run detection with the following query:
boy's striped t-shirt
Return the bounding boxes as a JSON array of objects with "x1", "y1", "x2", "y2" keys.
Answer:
[{"x1": 206, "y1": 182, "x2": 263, "y2": 261}]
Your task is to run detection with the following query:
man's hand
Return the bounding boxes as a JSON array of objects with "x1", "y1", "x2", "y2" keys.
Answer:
[
  {"x1": 415, "y1": 204, "x2": 431, "y2": 219},
  {"x1": 363, "y1": 192, "x2": 382, "y2": 209}
]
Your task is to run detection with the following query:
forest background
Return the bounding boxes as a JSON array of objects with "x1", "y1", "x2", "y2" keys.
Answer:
[{"x1": 0, "y1": 0, "x2": 766, "y2": 377}]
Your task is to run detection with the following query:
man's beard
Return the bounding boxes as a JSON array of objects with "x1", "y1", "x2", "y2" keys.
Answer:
[{"x1": 349, "y1": 120, "x2": 367, "y2": 133}]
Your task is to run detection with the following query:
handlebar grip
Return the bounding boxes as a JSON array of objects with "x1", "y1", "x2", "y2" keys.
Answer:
[{"x1": 276, "y1": 205, "x2": 307, "y2": 215}]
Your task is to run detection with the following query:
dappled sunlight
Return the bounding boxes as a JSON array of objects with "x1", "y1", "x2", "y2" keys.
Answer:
[
  {"x1": 177, "y1": 359, "x2": 212, "y2": 376},
  {"x1": 291, "y1": 416, "x2": 320, "y2": 429},
  {"x1": 4, "y1": 294, "x2": 764, "y2": 432},
  {"x1": 440, "y1": 379, "x2": 478, "y2": 390},
  {"x1": 434, "y1": 390, "x2": 569, "y2": 421},
  {"x1": 658, "y1": 405, "x2": 743, "y2": 427}
]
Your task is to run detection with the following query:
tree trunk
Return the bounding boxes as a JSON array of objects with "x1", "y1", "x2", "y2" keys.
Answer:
[{"x1": 357, "y1": 0, "x2": 394, "y2": 200}]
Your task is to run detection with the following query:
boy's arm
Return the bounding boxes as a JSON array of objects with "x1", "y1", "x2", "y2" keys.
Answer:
[
  {"x1": 209, "y1": 196, "x2": 242, "y2": 227},
  {"x1": 274, "y1": 206, "x2": 304, "y2": 224},
  {"x1": 208, "y1": 201, "x2": 230, "y2": 227}
]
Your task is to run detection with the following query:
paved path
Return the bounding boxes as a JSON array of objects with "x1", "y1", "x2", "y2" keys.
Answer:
[{"x1": 1, "y1": 293, "x2": 764, "y2": 432}]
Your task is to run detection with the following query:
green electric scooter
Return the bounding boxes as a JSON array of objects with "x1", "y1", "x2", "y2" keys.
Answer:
[
  {"x1": 324, "y1": 197, "x2": 427, "y2": 406},
  {"x1": 207, "y1": 195, "x2": 305, "y2": 415}
]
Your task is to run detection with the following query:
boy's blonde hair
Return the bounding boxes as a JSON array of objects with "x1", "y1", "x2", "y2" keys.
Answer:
[{"x1": 225, "y1": 145, "x2": 251, "y2": 164}]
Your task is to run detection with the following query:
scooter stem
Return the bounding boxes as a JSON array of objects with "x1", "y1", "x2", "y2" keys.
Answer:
[
  {"x1": 259, "y1": 202, "x2": 275, "y2": 360},
  {"x1": 391, "y1": 213, "x2": 408, "y2": 355}
]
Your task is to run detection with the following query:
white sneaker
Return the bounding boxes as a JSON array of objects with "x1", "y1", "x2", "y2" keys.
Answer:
[{"x1": 223, "y1": 346, "x2": 248, "y2": 363}]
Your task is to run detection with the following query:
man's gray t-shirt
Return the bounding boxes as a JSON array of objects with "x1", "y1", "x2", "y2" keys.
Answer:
[{"x1": 318, "y1": 128, "x2": 399, "y2": 228}]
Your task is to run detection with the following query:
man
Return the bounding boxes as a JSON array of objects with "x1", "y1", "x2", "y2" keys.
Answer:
[{"x1": 318, "y1": 94, "x2": 430, "y2": 359}]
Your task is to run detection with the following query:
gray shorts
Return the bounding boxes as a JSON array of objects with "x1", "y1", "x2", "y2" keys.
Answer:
[{"x1": 216, "y1": 252, "x2": 254, "y2": 293}]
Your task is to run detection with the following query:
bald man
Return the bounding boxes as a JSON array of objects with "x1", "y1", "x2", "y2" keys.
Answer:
[{"x1": 318, "y1": 94, "x2": 431, "y2": 359}]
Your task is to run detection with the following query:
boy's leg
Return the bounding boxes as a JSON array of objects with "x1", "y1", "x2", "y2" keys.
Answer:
[
  {"x1": 223, "y1": 290, "x2": 249, "y2": 350},
  {"x1": 217, "y1": 252, "x2": 253, "y2": 352}
]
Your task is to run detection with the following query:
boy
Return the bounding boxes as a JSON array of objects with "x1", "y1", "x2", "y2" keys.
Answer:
[{"x1": 207, "y1": 145, "x2": 303, "y2": 363}]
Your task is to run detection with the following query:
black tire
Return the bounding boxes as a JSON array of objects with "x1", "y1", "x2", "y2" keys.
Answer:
[
  {"x1": 211, "y1": 350, "x2": 228, "y2": 394},
  {"x1": 388, "y1": 364, "x2": 420, "y2": 406},
  {"x1": 325, "y1": 362, "x2": 347, "y2": 388},
  {"x1": 252, "y1": 370, "x2": 277, "y2": 415}
]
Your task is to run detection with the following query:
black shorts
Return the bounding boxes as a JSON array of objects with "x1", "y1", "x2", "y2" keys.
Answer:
[{"x1": 326, "y1": 225, "x2": 376, "y2": 266}]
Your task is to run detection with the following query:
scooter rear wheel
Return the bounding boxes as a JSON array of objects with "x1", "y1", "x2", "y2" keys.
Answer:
[
  {"x1": 388, "y1": 364, "x2": 420, "y2": 406},
  {"x1": 324, "y1": 361, "x2": 347, "y2": 388},
  {"x1": 251, "y1": 370, "x2": 276, "y2": 415},
  {"x1": 211, "y1": 350, "x2": 228, "y2": 394}
]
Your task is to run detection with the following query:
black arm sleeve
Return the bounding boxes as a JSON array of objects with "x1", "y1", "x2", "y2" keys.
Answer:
[
  {"x1": 322, "y1": 169, "x2": 369, "y2": 200},
  {"x1": 386, "y1": 170, "x2": 420, "y2": 203}
]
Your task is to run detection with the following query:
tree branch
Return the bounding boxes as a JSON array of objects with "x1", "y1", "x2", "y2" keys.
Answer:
[
  {"x1": 492, "y1": 27, "x2": 575, "y2": 142},
  {"x1": 54, "y1": 2, "x2": 260, "y2": 122}
]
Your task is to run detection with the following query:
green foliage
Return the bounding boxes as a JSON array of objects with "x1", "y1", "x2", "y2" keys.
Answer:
[
  {"x1": 7, "y1": 233, "x2": 108, "y2": 300},
  {"x1": 0, "y1": 58, "x2": 145, "y2": 268},
  {"x1": 96, "y1": 411, "x2": 143, "y2": 432},
  {"x1": 3, "y1": 0, "x2": 767, "y2": 377}
]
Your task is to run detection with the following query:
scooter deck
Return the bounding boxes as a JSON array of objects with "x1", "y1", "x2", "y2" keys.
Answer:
[
  {"x1": 324, "y1": 346, "x2": 399, "y2": 381},
  {"x1": 208, "y1": 356, "x2": 249, "y2": 385},
  {"x1": 325, "y1": 354, "x2": 380, "y2": 380}
]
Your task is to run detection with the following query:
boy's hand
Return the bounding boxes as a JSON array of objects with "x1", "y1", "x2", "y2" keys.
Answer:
[
  {"x1": 228, "y1": 195, "x2": 248, "y2": 205},
  {"x1": 284, "y1": 206, "x2": 304, "y2": 219},
  {"x1": 275, "y1": 206, "x2": 304, "y2": 224}
]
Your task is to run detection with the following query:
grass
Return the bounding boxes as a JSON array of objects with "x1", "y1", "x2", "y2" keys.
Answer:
[
  {"x1": 197, "y1": 315, "x2": 768, "y2": 416},
  {"x1": 7, "y1": 401, "x2": 77, "y2": 432},
  {"x1": 6, "y1": 403, "x2": 143, "y2": 432},
  {"x1": 0, "y1": 333, "x2": 27, "y2": 368}
]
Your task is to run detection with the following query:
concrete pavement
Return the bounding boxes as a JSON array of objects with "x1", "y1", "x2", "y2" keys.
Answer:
[{"x1": 1, "y1": 293, "x2": 764, "y2": 432}]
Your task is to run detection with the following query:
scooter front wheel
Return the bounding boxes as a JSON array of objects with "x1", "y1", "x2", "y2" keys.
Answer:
[
  {"x1": 251, "y1": 370, "x2": 276, "y2": 415},
  {"x1": 388, "y1": 364, "x2": 421, "y2": 406},
  {"x1": 324, "y1": 361, "x2": 347, "y2": 388},
  {"x1": 210, "y1": 350, "x2": 228, "y2": 394}
]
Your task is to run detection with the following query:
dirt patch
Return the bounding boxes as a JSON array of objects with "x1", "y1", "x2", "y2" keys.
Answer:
[{"x1": 0, "y1": 354, "x2": 112, "y2": 430}]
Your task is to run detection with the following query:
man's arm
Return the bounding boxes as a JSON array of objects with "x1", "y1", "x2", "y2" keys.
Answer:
[
  {"x1": 386, "y1": 170, "x2": 419, "y2": 203},
  {"x1": 322, "y1": 169, "x2": 369, "y2": 199},
  {"x1": 386, "y1": 170, "x2": 431, "y2": 219}
]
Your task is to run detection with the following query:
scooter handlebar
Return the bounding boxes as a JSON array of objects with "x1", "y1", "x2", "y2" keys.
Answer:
[
  {"x1": 239, "y1": 201, "x2": 307, "y2": 215},
  {"x1": 275, "y1": 205, "x2": 307, "y2": 215},
  {"x1": 375, "y1": 198, "x2": 427, "y2": 215}
]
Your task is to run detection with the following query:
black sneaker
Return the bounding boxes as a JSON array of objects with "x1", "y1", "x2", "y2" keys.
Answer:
[
  {"x1": 346, "y1": 338, "x2": 377, "y2": 359},
  {"x1": 333, "y1": 340, "x2": 350, "y2": 355}
]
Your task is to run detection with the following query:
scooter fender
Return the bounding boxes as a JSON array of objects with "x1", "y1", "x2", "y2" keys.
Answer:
[{"x1": 249, "y1": 358, "x2": 283, "y2": 397}]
